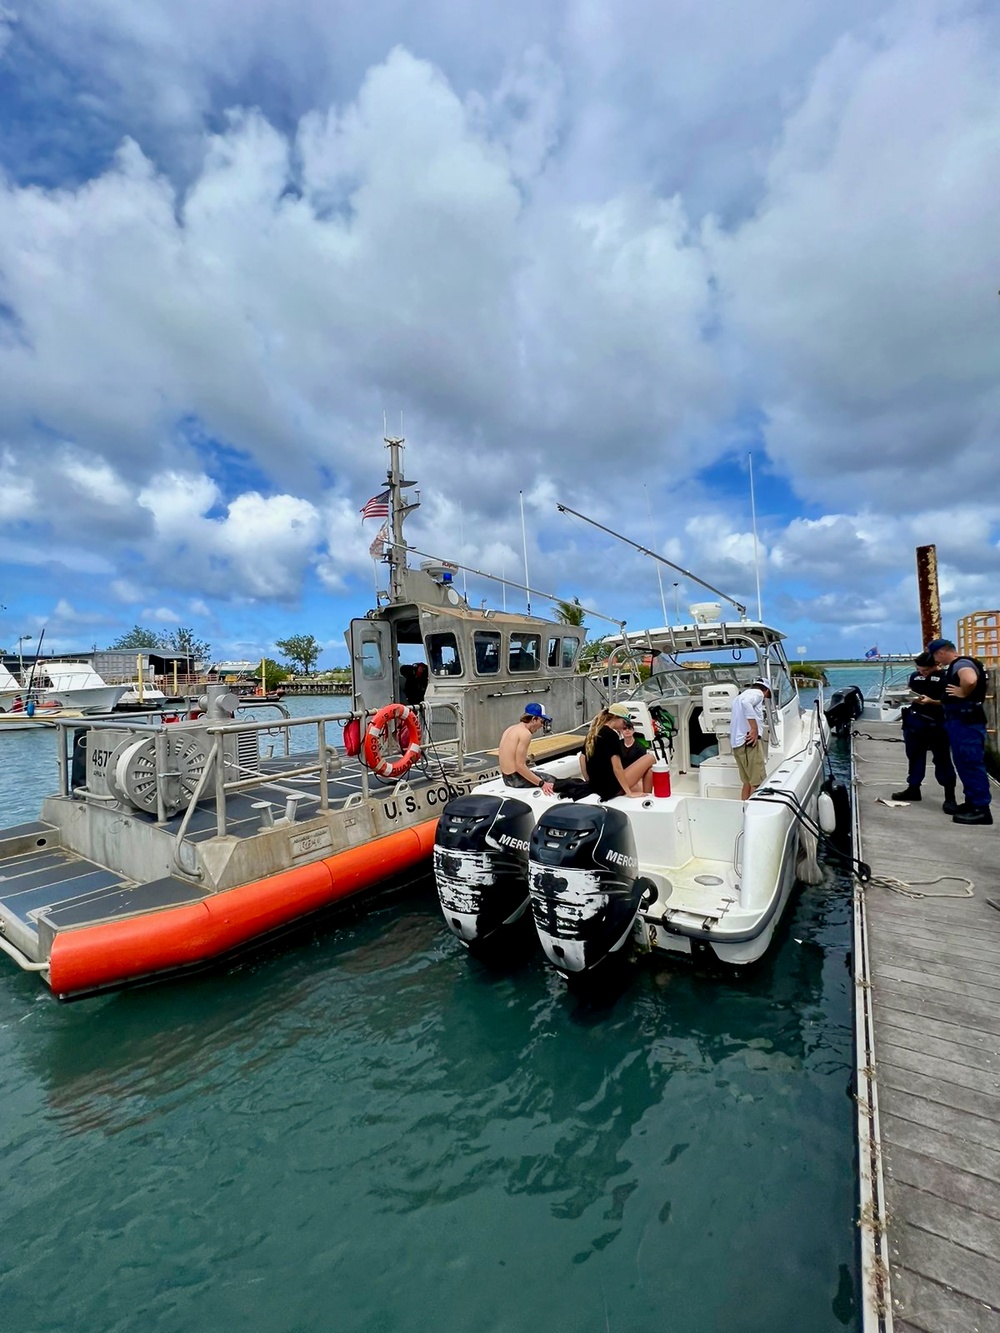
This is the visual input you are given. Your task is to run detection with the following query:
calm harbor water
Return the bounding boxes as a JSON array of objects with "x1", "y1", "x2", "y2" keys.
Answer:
[{"x1": 0, "y1": 696, "x2": 859, "y2": 1332}]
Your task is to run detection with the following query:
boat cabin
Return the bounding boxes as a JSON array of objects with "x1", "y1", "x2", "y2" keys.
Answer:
[{"x1": 348, "y1": 560, "x2": 592, "y2": 754}]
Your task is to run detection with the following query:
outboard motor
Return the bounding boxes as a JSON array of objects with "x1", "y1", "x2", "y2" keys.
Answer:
[
  {"x1": 434, "y1": 794, "x2": 535, "y2": 947},
  {"x1": 824, "y1": 685, "x2": 864, "y2": 738},
  {"x1": 528, "y1": 804, "x2": 642, "y2": 975}
]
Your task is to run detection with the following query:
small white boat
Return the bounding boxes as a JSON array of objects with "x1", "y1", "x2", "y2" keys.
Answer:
[
  {"x1": 115, "y1": 682, "x2": 168, "y2": 709},
  {"x1": 858, "y1": 657, "x2": 915, "y2": 723},
  {"x1": 32, "y1": 661, "x2": 127, "y2": 713},
  {"x1": 435, "y1": 612, "x2": 846, "y2": 976}
]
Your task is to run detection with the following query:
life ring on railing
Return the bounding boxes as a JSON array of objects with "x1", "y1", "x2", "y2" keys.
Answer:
[{"x1": 362, "y1": 703, "x2": 422, "y2": 779}]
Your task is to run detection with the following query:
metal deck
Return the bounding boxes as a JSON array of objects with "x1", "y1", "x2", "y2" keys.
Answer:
[{"x1": 853, "y1": 722, "x2": 1000, "y2": 1332}]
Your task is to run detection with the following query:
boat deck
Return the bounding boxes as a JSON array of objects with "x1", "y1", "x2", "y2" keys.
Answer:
[
  {"x1": 0, "y1": 735, "x2": 586, "y2": 969},
  {"x1": 853, "y1": 723, "x2": 1000, "y2": 1332}
]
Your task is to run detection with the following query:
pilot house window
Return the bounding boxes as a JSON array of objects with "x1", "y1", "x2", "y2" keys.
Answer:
[
  {"x1": 426, "y1": 633, "x2": 462, "y2": 676},
  {"x1": 509, "y1": 632, "x2": 541, "y2": 673},
  {"x1": 473, "y1": 631, "x2": 501, "y2": 674},
  {"x1": 561, "y1": 637, "x2": 580, "y2": 669}
]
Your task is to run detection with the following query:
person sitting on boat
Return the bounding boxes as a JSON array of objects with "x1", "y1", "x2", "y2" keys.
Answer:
[
  {"x1": 891, "y1": 652, "x2": 957, "y2": 812},
  {"x1": 498, "y1": 702, "x2": 555, "y2": 794},
  {"x1": 731, "y1": 680, "x2": 771, "y2": 801},
  {"x1": 582, "y1": 702, "x2": 655, "y2": 800},
  {"x1": 620, "y1": 718, "x2": 647, "y2": 767},
  {"x1": 11, "y1": 695, "x2": 23, "y2": 712}
]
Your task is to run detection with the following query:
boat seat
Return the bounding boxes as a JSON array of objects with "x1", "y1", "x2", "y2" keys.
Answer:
[{"x1": 700, "y1": 684, "x2": 738, "y2": 756}]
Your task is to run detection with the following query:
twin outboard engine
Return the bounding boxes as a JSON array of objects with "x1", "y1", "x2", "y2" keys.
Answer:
[
  {"x1": 528, "y1": 803, "x2": 642, "y2": 975},
  {"x1": 434, "y1": 794, "x2": 535, "y2": 947}
]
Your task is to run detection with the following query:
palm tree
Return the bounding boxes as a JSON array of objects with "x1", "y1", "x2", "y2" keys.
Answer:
[{"x1": 555, "y1": 597, "x2": 585, "y2": 626}]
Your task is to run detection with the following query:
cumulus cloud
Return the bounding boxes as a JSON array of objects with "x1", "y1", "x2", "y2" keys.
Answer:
[{"x1": 0, "y1": 1, "x2": 996, "y2": 656}]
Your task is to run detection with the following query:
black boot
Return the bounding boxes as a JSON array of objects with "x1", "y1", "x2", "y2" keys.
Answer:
[
  {"x1": 891, "y1": 786, "x2": 921, "y2": 801},
  {"x1": 953, "y1": 805, "x2": 993, "y2": 826},
  {"x1": 942, "y1": 788, "x2": 960, "y2": 815}
]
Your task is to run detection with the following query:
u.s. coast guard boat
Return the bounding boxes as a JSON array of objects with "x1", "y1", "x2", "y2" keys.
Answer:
[
  {"x1": 434, "y1": 603, "x2": 843, "y2": 977},
  {"x1": 0, "y1": 438, "x2": 605, "y2": 999}
]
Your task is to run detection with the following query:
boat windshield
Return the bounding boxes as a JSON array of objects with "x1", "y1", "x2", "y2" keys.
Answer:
[{"x1": 632, "y1": 663, "x2": 766, "y2": 703}]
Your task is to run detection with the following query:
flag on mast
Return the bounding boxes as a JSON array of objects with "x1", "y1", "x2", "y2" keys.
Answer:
[
  {"x1": 864, "y1": 645, "x2": 879, "y2": 659},
  {"x1": 368, "y1": 521, "x2": 390, "y2": 560},
  {"x1": 360, "y1": 490, "x2": 390, "y2": 520}
]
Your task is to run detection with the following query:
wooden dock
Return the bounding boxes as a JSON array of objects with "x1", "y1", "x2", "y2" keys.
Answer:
[{"x1": 853, "y1": 723, "x2": 1000, "y2": 1333}]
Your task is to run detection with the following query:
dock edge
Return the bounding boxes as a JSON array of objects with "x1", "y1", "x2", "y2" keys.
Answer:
[{"x1": 851, "y1": 733, "x2": 893, "y2": 1332}]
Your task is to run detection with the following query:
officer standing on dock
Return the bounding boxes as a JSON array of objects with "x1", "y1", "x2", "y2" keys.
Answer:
[
  {"x1": 891, "y1": 652, "x2": 958, "y2": 812},
  {"x1": 927, "y1": 638, "x2": 993, "y2": 826}
]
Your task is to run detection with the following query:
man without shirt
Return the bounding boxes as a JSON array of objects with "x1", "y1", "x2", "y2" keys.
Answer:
[{"x1": 498, "y1": 701, "x2": 555, "y2": 795}]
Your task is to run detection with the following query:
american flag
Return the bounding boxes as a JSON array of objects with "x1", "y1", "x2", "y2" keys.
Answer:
[{"x1": 360, "y1": 489, "x2": 390, "y2": 520}]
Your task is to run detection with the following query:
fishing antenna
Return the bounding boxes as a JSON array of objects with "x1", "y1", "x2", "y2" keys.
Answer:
[
  {"x1": 25, "y1": 626, "x2": 46, "y2": 698},
  {"x1": 748, "y1": 452, "x2": 763, "y2": 621},
  {"x1": 385, "y1": 539, "x2": 626, "y2": 632},
  {"x1": 556, "y1": 503, "x2": 747, "y2": 617}
]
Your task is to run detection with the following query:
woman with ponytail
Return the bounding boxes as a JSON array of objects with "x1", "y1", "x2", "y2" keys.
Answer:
[{"x1": 582, "y1": 702, "x2": 655, "y2": 800}]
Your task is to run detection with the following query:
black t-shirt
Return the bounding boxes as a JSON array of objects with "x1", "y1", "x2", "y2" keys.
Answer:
[
  {"x1": 588, "y1": 726, "x2": 626, "y2": 801},
  {"x1": 907, "y1": 669, "x2": 946, "y2": 720}
]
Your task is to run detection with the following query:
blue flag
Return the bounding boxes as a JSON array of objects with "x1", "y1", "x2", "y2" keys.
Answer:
[{"x1": 864, "y1": 646, "x2": 879, "y2": 660}]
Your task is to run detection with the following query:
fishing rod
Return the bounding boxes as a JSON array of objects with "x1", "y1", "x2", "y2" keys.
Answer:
[
  {"x1": 556, "y1": 502, "x2": 747, "y2": 617},
  {"x1": 385, "y1": 540, "x2": 627, "y2": 632}
]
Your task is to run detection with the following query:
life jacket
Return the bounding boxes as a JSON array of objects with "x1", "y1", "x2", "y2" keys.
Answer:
[{"x1": 942, "y1": 656, "x2": 987, "y2": 722}]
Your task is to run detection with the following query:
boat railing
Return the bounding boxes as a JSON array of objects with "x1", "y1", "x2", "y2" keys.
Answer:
[{"x1": 49, "y1": 704, "x2": 471, "y2": 880}]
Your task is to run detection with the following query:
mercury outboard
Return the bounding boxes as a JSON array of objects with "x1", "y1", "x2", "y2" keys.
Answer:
[
  {"x1": 824, "y1": 684, "x2": 864, "y2": 737},
  {"x1": 527, "y1": 803, "x2": 643, "y2": 975},
  {"x1": 434, "y1": 793, "x2": 535, "y2": 947}
]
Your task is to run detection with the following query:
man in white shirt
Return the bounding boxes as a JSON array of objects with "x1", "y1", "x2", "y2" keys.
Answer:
[{"x1": 730, "y1": 679, "x2": 771, "y2": 800}]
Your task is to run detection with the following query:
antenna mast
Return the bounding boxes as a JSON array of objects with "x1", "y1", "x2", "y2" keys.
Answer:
[
  {"x1": 384, "y1": 434, "x2": 419, "y2": 604},
  {"x1": 748, "y1": 452, "x2": 763, "y2": 621}
]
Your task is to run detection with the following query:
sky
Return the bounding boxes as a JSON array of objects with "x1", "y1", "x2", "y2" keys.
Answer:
[{"x1": 0, "y1": 0, "x2": 998, "y2": 667}]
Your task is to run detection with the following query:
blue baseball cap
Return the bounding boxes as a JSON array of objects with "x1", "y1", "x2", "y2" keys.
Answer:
[
  {"x1": 926, "y1": 639, "x2": 954, "y2": 654},
  {"x1": 524, "y1": 701, "x2": 553, "y2": 722}
]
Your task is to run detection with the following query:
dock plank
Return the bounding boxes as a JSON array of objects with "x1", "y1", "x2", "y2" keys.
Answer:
[{"x1": 855, "y1": 724, "x2": 1000, "y2": 1330}]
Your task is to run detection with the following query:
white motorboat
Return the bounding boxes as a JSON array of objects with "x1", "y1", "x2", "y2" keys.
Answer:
[
  {"x1": 31, "y1": 661, "x2": 128, "y2": 713},
  {"x1": 858, "y1": 657, "x2": 915, "y2": 723},
  {"x1": 435, "y1": 611, "x2": 846, "y2": 976},
  {"x1": 115, "y1": 682, "x2": 169, "y2": 709},
  {"x1": 0, "y1": 661, "x2": 25, "y2": 711}
]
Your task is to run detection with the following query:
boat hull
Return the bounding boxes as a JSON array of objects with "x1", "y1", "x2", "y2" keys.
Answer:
[{"x1": 47, "y1": 820, "x2": 438, "y2": 998}]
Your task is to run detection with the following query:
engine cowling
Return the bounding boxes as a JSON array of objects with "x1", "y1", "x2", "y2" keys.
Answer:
[
  {"x1": 527, "y1": 803, "x2": 642, "y2": 974},
  {"x1": 433, "y1": 794, "x2": 535, "y2": 946}
]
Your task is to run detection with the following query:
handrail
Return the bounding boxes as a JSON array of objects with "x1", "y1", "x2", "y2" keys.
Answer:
[{"x1": 52, "y1": 703, "x2": 471, "y2": 880}]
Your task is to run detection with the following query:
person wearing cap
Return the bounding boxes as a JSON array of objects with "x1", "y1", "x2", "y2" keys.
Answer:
[
  {"x1": 731, "y1": 679, "x2": 771, "y2": 800},
  {"x1": 582, "y1": 703, "x2": 655, "y2": 800},
  {"x1": 927, "y1": 639, "x2": 992, "y2": 825},
  {"x1": 890, "y1": 652, "x2": 957, "y2": 811},
  {"x1": 498, "y1": 702, "x2": 556, "y2": 794}
]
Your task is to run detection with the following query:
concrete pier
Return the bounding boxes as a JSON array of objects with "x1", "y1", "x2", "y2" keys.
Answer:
[{"x1": 853, "y1": 722, "x2": 1000, "y2": 1333}]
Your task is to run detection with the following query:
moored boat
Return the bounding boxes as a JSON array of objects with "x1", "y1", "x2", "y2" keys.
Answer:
[
  {"x1": 435, "y1": 607, "x2": 847, "y2": 977},
  {"x1": 0, "y1": 437, "x2": 603, "y2": 999}
]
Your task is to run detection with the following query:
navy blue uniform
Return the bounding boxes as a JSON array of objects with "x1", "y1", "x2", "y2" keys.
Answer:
[
  {"x1": 902, "y1": 669, "x2": 955, "y2": 793},
  {"x1": 941, "y1": 657, "x2": 990, "y2": 809}
]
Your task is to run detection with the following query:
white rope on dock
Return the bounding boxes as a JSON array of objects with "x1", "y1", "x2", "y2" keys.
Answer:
[{"x1": 865, "y1": 873, "x2": 974, "y2": 901}]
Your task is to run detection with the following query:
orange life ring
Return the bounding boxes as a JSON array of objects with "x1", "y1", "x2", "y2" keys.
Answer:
[{"x1": 362, "y1": 703, "x2": 422, "y2": 779}]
